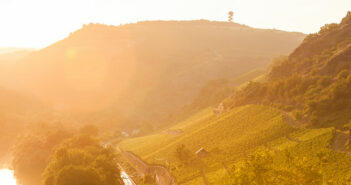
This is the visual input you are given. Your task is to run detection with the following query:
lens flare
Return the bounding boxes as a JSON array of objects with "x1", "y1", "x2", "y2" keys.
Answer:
[{"x1": 0, "y1": 169, "x2": 17, "y2": 185}]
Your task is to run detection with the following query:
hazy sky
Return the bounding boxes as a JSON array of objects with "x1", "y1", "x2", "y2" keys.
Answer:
[{"x1": 0, "y1": 0, "x2": 350, "y2": 48}]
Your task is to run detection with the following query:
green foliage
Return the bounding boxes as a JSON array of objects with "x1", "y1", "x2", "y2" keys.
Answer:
[
  {"x1": 42, "y1": 135, "x2": 122, "y2": 185},
  {"x1": 217, "y1": 128, "x2": 351, "y2": 185},
  {"x1": 341, "y1": 11, "x2": 351, "y2": 25},
  {"x1": 175, "y1": 144, "x2": 193, "y2": 164},
  {"x1": 319, "y1": 23, "x2": 338, "y2": 35},
  {"x1": 227, "y1": 56, "x2": 351, "y2": 127},
  {"x1": 226, "y1": 12, "x2": 351, "y2": 127},
  {"x1": 55, "y1": 166, "x2": 102, "y2": 185},
  {"x1": 120, "y1": 105, "x2": 296, "y2": 183},
  {"x1": 12, "y1": 123, "x2": 73, "y2": 185},
  {"x1": 278, "y1": 129, "x2": 351, "y2": 184},
  {"x1": 227, "y1": 150, "x2": 322, "y2": 185}
]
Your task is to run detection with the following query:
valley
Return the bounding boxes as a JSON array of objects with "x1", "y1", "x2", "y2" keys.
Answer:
[{"x1": 0, "y1": 3, "x2": 350, "y2": 185}]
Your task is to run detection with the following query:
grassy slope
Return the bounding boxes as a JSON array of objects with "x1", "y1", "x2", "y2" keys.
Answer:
[
  {"x1": 120, "y1": 104, "x2": 351, "y2": 184},
  {"x1": 119, "y1": 105, "x2": 296, "y2": 183},
  {"x1": 271, "y1": 127, "x2": 351, "y2": 184},
  {"x1": 186, "y1": 127, "x2": 351, "y2": 185}
]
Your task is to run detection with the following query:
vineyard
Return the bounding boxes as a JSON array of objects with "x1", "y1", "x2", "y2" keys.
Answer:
[
  {"x1": 119, "y1": 105, "x2": 297, "y2": 183},
  {"x1": 120, "y1": 104, "x2": 351, "y2": 184}
]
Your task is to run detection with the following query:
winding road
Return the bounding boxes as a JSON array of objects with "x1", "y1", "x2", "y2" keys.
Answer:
[
  {"x1": 118, "y1": 163, "x2": 136, "y2": 185},
  {"x1": 121, "y1": 171, "x2": 134, "y2": 185},
  {"x1": 121, "y1": 151, "x2": 177, "y2": 185}
]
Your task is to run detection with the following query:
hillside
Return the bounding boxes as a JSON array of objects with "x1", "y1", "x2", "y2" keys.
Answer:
[
  {"x1": 226, "y1": 12, "x2": 351, "y2": 128},
  {"x1": 119, "y1": 105, "x2": 297, "y2": 183},
  {"x1": 0, "y1": 49, "x2": 34, "y2": 62},
  {"x1": 165, "y1": 69, "x2": 266, "y2": 126},
  {"x1": 186, "y1": 69, "x2": 266, "y2": 111},
  {"x1": 0, "y1": 20, "x2": 304, "y2": 128},
  {"x1": 118, "y1": 12, "x2": 351, "y2": 185},
  {"x1": 0, "y1": 47, "x2": 34, "y2": 55},
  {"x1": 119, "y1": 103, "x2": 351, "y2": 184}
]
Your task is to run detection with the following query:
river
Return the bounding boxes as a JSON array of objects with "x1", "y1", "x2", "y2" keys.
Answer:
[{"x1": 0, "y1": 168, "x2": 133, "y2": 185}]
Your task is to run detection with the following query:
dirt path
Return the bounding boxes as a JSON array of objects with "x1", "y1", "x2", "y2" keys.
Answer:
[{"x1": 121, "y1": 150, "x2": 177, "y2": 185}]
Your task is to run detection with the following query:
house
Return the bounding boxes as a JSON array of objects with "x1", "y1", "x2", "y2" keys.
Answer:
[
  {"x1": 213, "y1": 103, "x2": 224, "y2": 114},
  {"x1": 121, "y1": 131, "x2": 129, "y2": 137}
]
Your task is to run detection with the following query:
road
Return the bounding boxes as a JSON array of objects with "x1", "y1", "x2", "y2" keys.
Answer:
[
  {"x1": 118, "y1": 163, "x2": 136, "y2": 185},
  {"x1": 102, "y1": 144, "x2": 136, "y2": 185},
  {"x1": 121, "y1": 151, "x2": 177, "y2": 185}
]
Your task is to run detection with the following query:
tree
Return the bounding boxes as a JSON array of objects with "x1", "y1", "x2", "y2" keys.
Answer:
[
  {"x1": 42, "y1": 135, "x2": 123, "y2": 185},
  {"x1": 174, "y1": 144, "x2": 193, "y2": 164},
  {"x1": 228, "y1": 150, "x2": 322, "y2": 185},
  {"x1": 228, "y1": 11, "x2": 234, "y2": 22},
  {"x1": 12, "y1": 123, "x2": 73, "y2": 185},
  {"x1": 56, "y1": 166, "x2": 102, "y2": 185}
]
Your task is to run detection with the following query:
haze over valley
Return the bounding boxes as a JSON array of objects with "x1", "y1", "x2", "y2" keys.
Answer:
[{"x1": 0, "y1": 1, "x2": 351, "y2": 185}]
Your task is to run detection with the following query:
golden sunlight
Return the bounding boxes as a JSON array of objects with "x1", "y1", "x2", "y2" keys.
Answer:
[
  {"x1": 0, "y1": 169, "x2": 17, "y2": 185},
  {"x1": 66, "y1": 48, "x2": 77, "y2": 59}
]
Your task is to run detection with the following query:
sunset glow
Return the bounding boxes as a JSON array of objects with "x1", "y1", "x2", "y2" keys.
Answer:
[
  {"x1": 0, "y1": 1, "x2": 351, "y2": 185},
  {"x1": 0, "y1": 0, "x2": 351, "y2": 48},
  {"x1": 0, "y1": 169, "x2": 17, "y2": 185}
]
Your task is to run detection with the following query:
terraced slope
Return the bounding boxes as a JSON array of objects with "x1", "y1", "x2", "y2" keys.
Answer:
[
  {"x1": 119, "y1": 105, "x2": 297, "y2": 183},
  {"x1": 120, "y1": 105, "x2": 351, "y2": 184}
]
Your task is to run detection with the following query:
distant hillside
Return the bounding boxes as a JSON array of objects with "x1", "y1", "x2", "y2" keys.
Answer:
[
  {"x1": 0, "y1": 49, "x2": 34, "y2": 62},
  {"x1": 0, "y1": 87, "x2": 49, "y2": 167},
  {"x1": 226, "y1": 11, "x2": 351, "y2": 128},
  {"x1": 0, "y1": 20, "x2": 304, "y2": 127},
  {"x1": 0, "y1": 47, "x2": 34, "y2": 55},
  {"x1": 188, "y1": 69, "x2": 266, "y2": 111},
  {"x1": 164, "y1": 69, "x2": 266, "y2": 125}
]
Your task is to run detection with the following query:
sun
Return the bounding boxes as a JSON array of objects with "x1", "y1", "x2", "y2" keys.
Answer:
[{"x1": 0, "y1": 169, "x2": 17, "y2": 185}]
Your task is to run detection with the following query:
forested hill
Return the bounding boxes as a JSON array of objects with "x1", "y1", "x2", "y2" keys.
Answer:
[
  {"x1": 226, "y1": 11, "x2": 351, "y2": 128},
  {"x1": 0, "y1": 20, "x2": 304, "y2": 127},
  {"x1": 290, "y1": 12, "x2": 351, "y2": 61}
]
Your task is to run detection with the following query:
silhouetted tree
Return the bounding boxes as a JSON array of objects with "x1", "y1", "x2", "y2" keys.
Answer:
[{"x1": 228, "y1": 11, "x2": 234, "y2": 22}]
